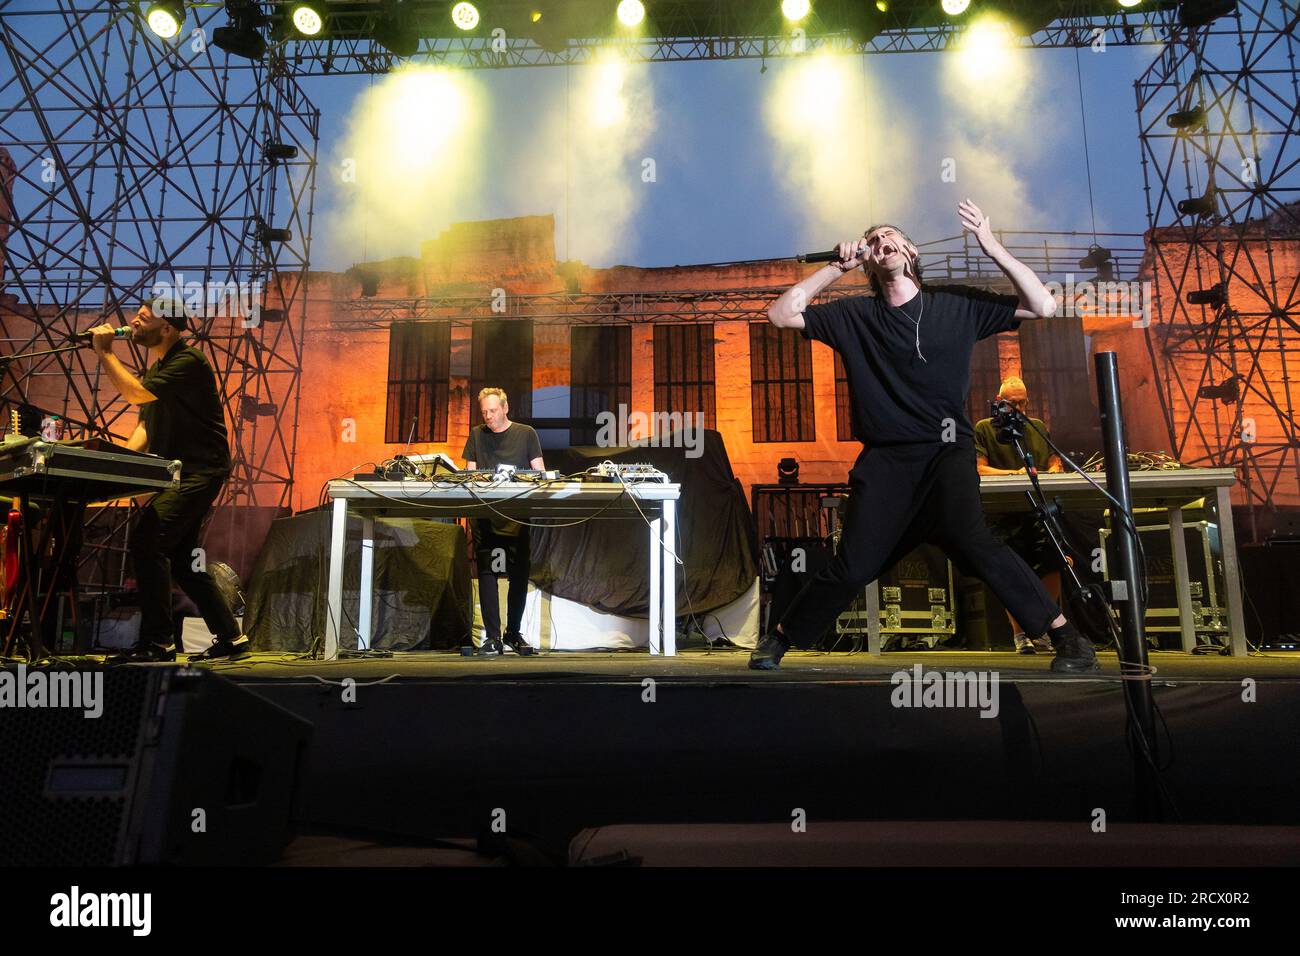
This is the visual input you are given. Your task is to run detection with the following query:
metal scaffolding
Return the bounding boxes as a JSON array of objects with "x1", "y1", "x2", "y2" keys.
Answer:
[
  {"x1": 0, "y1": 1, "x2": 319, "y2": 577},
  {"x1": 1136, "y1": 0, "x2": 1300, "y2": 523}
]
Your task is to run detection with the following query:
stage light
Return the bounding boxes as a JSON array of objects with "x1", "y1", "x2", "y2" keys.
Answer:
[
  {"x1": 1178, "y1": 189, "x2": 1218, "y2": 218},
  {"x1": 1197, "y1": 374, "x2": 1239, "y2": 404},
  {"x1": 290, "y1": 2, "x2": 324, "y2": 36},
  {"x1": 956, "y1": 16, "x2": 1015, "y2": 81},
  {"x1": 531, "y1": 10, "x2": 543, "y2": 22},
  {"x1": 1186, "y1": 282, "x2": 1226, "y2": 307},
  {"x1": 617, "y1": 1, "x2": 646, "y2": 27},
  {"x1": 145, "y1": 1, "x2": 185, "y2": 39},
  {"x1": 1078, "y1": 245, "x2": 1113, "y2": 271},
  {"x1": 375, "y1": 3, "x2": 420, "y2": 57},
  {"x1": 942, "y1": 0, "x2": 971, "y2": 15},
  {"x1": 451, "y1": 2, "x2": 480, "y2": 30},
  {"x1": 777, "y1": 457, "x2": 800, "y2": 484},
  {"x1": 1166, "y1": 104, "x2": 1205, "y2": 130},
  {"x1": 782, "y1": 0, "x2": 811, "y2": 23},
  {"x1": 264, "y1": 142, "x2": 298, "y2": 162},
  {"x1": 876, "y1": 1, "x2": 888, "y2": 10},
  {"x1": 1180, "y1": 0, "x2": 1236, "y2": 29},
  {"x1": 213, "y1": 1, "x2": 268, "y2": 60},
  {"x1": 256, "y1": 222, "x2": 293, "y2": 244},
  {"x1": 1118, "y1": 0, "x2": 1142, "y2": 7}
]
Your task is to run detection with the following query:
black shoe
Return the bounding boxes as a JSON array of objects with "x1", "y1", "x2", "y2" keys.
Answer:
[
  {"x1": 108, "y1": 641, "x2": 176, "y2": 664},
  {"x1": 1048, "y1": 621, "x2": 1101, "y2": 674},
  {"x1": 479, "y1": 635, "x2": 503, "y2": 657},
  {"x1": 188, "y1": 635, "x2": 252, "y2": 662},
  {"x1": 748, "y1": 632, "x2": 789, "y2": 671},
  {"x1": 502, "y1": 632, "x2": 535, "y2": 656}
]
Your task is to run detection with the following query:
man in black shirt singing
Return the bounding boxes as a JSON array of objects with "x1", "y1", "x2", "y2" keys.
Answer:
[
  {"x1": 749, "y1": 200, "x2": 1098, "y2": 673},
  {"x1": 89, "y1": 296, "x2": 248, "y2": 662},
  {"x1": 462, "y1": 387, "x2": 544, "y2": 656}
]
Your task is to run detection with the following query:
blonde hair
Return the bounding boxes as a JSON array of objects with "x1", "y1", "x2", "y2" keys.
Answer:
[
  {"x1": 477, "y1": 387, "x2": 508, "y2": 405},
  {"x1": 999, "y1": 376, "x2": 1027, "y2": 396}
]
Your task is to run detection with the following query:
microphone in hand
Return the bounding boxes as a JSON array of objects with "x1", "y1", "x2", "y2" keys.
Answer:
[{"x1": 71, "y1": 325, "x2": 131, "y2": 343}]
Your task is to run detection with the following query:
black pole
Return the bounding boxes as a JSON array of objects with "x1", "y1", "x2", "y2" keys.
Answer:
[{"x1": 1095, "y1": 351, "x2": 1162, "y2": 821}]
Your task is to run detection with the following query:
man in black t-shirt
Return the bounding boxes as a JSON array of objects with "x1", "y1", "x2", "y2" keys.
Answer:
[
  {"x1": 461, "y1": 387, "x2": 544, "y2": 656},
  {"x1": 749, "y1": 200, "x2": 1098, "y2": 673},
  {"x1": 89, "y1": 295, "x2": 247, "y2": 662},
  {"x1": 974, "y1": 376, "x2": 1068, "y2": 654}
]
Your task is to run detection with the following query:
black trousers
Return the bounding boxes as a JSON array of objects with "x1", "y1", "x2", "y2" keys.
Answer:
[
  {"x1": 131, "y1": 470, "x2": 240, "y2": 647},
  {"x1": 779, "y1": 442, "x2": 1061, "y2": 645},
  {"x1": 473, "y1": 520, "x2": 531, "y2": 639}
]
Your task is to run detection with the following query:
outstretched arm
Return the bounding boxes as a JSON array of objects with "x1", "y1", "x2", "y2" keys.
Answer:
[{"x1": 959, "y1": 200, "x2": 1057, "y2": 321}]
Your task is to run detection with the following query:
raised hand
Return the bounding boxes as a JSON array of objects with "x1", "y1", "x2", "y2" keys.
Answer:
[{"x1": 958, "y1": 199, "x2": 997, "y2": 251}]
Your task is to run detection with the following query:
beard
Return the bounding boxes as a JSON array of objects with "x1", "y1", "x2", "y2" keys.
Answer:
[{"x1": 132, "y1": 325, "x2": 165, "y2": 348}]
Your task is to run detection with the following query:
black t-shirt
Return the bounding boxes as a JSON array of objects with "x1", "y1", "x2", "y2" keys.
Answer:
[
  {"x1": 973, "y1": 416, "x2": 1054, "y2": 472},
  {"x1": 140, "y1": 340, "x2": 231, "y2": 475},
  {"x1": 462, "y1": 422, "x2": 542, "y2": 469},
  {"x1": 801, "y1": 284, "x2": 1020, "y2": 444}
]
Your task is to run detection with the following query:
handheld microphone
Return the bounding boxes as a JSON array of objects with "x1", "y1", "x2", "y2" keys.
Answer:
[
  {"x1": 797, "y1": 250, "x2": 842, "y2": 264},
  {"x1": 71, "y1": 326, "x2": 132, "y2": 342}
]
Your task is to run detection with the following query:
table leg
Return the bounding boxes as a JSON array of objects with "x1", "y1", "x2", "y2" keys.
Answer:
[
  {"x1": 1168, "y1": 507, "x2": 1197, "y2": 653},
  {"x1": 866, "y1": 580, "x2": 882, "y2": 656},
  {"x1": 662, "y1": 499, "x2": 677, "y2": 657},
  {"x1": 359, "y1": 516, "x2": 375, "y2": 651},
  {"x1": 1215, "y1": 486, "x2": 1247, "y2": 656},
  {"x1": 325, "y1": 497, "x2": 347, "y2": 661},
  {"x1": 649, "y1": 513, "x2": 662, "y2": 655}
]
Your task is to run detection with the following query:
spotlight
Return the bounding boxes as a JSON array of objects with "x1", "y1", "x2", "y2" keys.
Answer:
[
  {"x1": 375, "y1": 2, "x2": 420, "y2": 57},
  {"x1": 290, "y1": 2, "x2": 324, "y2": 37},
  {"x1": 617, "y1": 0, "x2": 646, "y2": 27},
  {"x1": 1078, "y1": 245, "x2": 1113, "y2": 271},
  {"x1": 942, "y1": 0, "x2": 970, "y2": 15},
  {"x1": 777, "y1": 457, "x2": 800, "y2": 485},
  {"x1": 213, "y1": 2, "x2": 268, "y2": 61},
  {"x1": 451, "y1": 2, "x2": 480, "y2": 30},
  {"x1": 1178, "y1": 189, "x2": 1218, "y2": 218},
  {"x1": 256, "y1": 223, "x2": 292, "y2": 244},
  {"x1": 1180, "y1": 0, "x2": 1236, "y2": 29},
  {"x1": 782, "y1": 0, "x2": 811, "y2": 22},
  {"x1": 1118, "y1": 0, "x2": 1142, "y2": 7},
  {"x1": 876, "y1": 0, "x2": 888, "y2": 10},
  {"x1": 263, "y1": 142, "x2": 298, "y2": 162},
  {"x1": 145, "y1": 0, "x2": 185, "y2": 39},
  {"x1": 1186, "y1": 282, "x2": 1226, "y2": 307},
  {"x1": 1166, "y1": 104, "x2": 1206, "y2": 130},
  {"x1": 1197, "y1": 374, "x2": 1239, "y2": 404}
]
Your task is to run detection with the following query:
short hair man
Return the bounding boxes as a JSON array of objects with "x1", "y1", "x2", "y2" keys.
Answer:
[
  {"x1": 89, "y1": 295, "x2": 248, "y2": 661},
  {"x1": 974, "y1": 376, "x2": 1068, "y2": 654},
  {"x1": 462, "y1": 387, "x2": 544, "y2": 657}
]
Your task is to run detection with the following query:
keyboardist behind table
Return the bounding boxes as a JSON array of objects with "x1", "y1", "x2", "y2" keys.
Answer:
[
  {"x1": 974, "y1": 376, "x2": 1069, "y2": 655},
  {"x1": 462, "y1": 387, "x2": 544, "y2": 657},
  {"x1": 87, "y1": 295, "x2": 250, "y2": 662}
]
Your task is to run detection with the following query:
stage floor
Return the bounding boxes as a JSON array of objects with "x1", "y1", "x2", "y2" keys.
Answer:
[{"x1": 192, "y1": 646, "x2": 1300, "y2": 684}]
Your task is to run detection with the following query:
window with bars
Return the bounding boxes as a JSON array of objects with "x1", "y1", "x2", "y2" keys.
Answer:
[
  {"x1": 470, "y1": 319, "x2": 533, "y2": 422},
  {"x1": 967, "y1": 335, "x2": 1004, "y2": 427},
  {"x1": 570, "y1": 325, "x2": 631, "y2": 446},
  {"x1": 833, "y1": 351, "x2": 853, "y2": 441},
  {"x1": 385, "y1": 322, "x2": 450, "y2": 444},
  {"x1": 750, "y1": 323, "x2": 814, "y2": 443},
  {"x1": 653, "y1": 323, "x2": 716, "y2": 431}
]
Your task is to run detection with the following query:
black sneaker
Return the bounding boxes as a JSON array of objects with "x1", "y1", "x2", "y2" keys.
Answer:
[
  {"x1": 748, "y1": 632, "x2": 790, "y2": 671},
  {"x1": 1048, "y1": 620, "x2": 1101, "y2": 674},
  {"x1": 108, "y1": 641, "x2": 176, "y2": 664},
  {"x1": 479, "y1": 635, "x2": 503, "y2": 657},
  {"x1": 502, "y1": 632, "x2": 535, "y2": 657},
  {"x1": 188, "y1": 635, "x2": 252, "y2": 661}
]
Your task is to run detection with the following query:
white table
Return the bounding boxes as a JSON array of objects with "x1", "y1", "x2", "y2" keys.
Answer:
[{"x1": 323, "y1": 478, "x2": 683, "y2": 660}]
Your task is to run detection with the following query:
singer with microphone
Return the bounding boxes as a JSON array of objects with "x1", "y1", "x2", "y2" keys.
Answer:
[
  {"x1": 87, "y1": 295, "x2": 250, "y2": 662},
  {"x1": 749, "y1": 200, "x2": 1098, "y2": 673}
]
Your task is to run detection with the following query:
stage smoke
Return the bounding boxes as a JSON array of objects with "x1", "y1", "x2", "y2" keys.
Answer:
[{"x1": 324, "y1": 65, "x2": 487, "y2": 267}]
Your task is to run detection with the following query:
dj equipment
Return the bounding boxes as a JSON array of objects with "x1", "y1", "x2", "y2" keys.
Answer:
[
  {"x1": 590, "y1": 461, "x2": 671, "y2": 483},
  {"x1": 0, "y1": 437, "x2": 180, "y2": 501}
]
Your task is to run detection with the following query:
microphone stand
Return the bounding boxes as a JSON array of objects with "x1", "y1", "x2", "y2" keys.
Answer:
[{"x1": 0, "y1": 342, "x2": 88, "y2": 365}]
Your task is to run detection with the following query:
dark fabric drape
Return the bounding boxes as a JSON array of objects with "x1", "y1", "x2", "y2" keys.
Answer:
[
  {"x1": 246, "y1": 513, "x2": 472, "y2": 652},
  {"x1": 529, "y1": 429, "x2": 759, "y2": 616}
]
